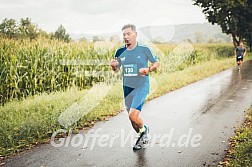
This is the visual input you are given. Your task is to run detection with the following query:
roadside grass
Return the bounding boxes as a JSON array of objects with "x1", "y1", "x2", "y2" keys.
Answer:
[
  {"x1": 219, "y1": 108, "x2": 252, "y2": 167},
  {"x1": 0, "y1": 51, "x2": 251, "y2": 161}
]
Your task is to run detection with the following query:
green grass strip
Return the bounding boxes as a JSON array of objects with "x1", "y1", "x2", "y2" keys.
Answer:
[{"x1": 219, "y1": 108, "x2": 252, "y2": 167}]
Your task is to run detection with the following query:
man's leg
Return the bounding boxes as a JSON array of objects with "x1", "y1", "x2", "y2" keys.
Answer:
[
  {"x1": 237, "y1": 60, "x2": 241, "y2": 70},
  {"x1": 128, "y1": 93, "x2": 147, "y2": 132},
  {"x1": 123, "y1": 86, "x2": 137, "y2": 131},
  {"x1": 240, "y1": 60, "x2": 243, "y2": 68},
  {"x1": 129, "y1": 108, "x2": 143, "y2": 132},
  {"x1": 238, "y1": 60, "x2": 243, "y2": 70},
  {"x1": 128, "y1": 94, "x2": 149, "y2": 150}
]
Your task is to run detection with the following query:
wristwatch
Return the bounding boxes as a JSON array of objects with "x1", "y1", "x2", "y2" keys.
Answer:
[{"x1": 149, "y1": 66, "x2": 153, "y2": 72}]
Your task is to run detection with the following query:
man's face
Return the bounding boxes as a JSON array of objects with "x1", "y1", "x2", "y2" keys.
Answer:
[
  {"x1": 240, "y1": 42, "x2": 243, "y2": 47},
  {"x1": 122, "y1": 27, "x2": 137, "y2": 45}
]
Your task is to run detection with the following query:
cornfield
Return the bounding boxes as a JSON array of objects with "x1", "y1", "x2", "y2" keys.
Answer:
[{"x1": 0, "y1": 38, "x2": 116, "y2": 104}]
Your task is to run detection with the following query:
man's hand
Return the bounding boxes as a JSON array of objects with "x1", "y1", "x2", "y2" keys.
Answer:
[
  {"x1": 139, "y1": 68, "x2": 149, "y2": 76},
  {"x1": 110, "y1": 58, "x2": 119, "y2": 72}
]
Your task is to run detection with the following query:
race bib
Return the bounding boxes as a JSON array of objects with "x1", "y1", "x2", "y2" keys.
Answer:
[
  {"x1": 123, "y1": 64, "x2": 138, "y2": 76},
  {"x1": 238, "y1": 56, "x2": 242, "y2": 58}
]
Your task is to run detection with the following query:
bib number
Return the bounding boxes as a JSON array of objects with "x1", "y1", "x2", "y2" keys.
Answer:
[{"x1": 124, "y1": 64, "x2": 137, "y2": 76}]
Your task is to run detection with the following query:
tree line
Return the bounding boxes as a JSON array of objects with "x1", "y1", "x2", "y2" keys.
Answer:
[
  {"x1": 0, "y1": 17, "x2": 71, "y2": 42},
  {"x1": 193, "y1": 0, "x2": 252, "y2": 50}
]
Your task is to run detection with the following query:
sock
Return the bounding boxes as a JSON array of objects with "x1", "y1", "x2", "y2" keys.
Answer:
[{"x1": 139, "y1": 126, "x2": 146, "y2": 133}]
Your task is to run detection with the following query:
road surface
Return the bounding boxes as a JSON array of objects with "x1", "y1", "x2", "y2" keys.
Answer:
[{"x1": 4, "y1": 60, "x2": 252, "y2": 167}]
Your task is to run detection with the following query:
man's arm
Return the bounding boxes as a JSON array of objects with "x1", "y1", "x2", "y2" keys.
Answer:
[{"x1": 139, "y1": 47, "x2": 160, "y2": 76}]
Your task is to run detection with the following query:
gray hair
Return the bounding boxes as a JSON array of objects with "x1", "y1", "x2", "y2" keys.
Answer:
[{"x1": 122, "y1": 24, "x2": 136, "y2": 32}]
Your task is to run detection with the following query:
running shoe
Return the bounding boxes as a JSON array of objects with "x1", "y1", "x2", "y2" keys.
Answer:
[{"x1": 133, "y1": 125, "x2": 149, "y2": 150}]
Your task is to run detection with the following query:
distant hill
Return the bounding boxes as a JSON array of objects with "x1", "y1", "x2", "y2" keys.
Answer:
[
  {"x1": 139, "y1": 23, "x2": 232, "y2": 43},
  {"x1": 71, "y1": 23, "x2": 232, "y2": 43}
]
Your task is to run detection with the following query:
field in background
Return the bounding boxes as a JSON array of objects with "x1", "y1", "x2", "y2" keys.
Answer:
[{"x1": 1, "y1": 38, "x2": 249, "y2": 158}]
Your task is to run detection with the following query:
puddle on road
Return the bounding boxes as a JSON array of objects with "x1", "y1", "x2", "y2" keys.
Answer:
[{"x1": 226, "y1": 99, "x2": 234, "y2": 102}]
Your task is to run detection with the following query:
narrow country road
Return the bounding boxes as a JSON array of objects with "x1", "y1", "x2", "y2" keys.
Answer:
[{"x1": 4, "y1": 60, "x2": 252, "y2": 167}]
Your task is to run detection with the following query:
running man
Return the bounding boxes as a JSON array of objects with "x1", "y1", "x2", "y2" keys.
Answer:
[
  {"x1": 110, "y1": 24, "x2": 160, "y2": 150},
  {"x1": 234, "y1": 42, "x2": 246, "y2": 71}
]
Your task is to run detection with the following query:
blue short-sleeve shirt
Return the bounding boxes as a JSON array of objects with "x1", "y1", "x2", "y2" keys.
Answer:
[{"x1": 114, "y1": 43, "x2": 158, "y2": 94}]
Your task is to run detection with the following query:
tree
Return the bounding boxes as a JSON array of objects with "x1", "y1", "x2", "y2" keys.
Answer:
[
  {"x1": 79, "y1": 37, "x2": 88, "y2": 42},
  {"x1": 93, "y1": 36, "x2": 100, "y2": 42},
  {"x1": 54, "y1": 25, "x2": 71, "y2": 42},
  {"x1": 0, "y1": 18, "x2": 19, "y2": 38},
  {"x1": 37, "y1": 29, "x2": 50, "y2": 39},
  {"x1": 195, "y1": 31, "x2": 204, "y2": 43},
  {"x1": 193, "y1": 0, "x2": 251, "y2": 49},
  {"x1": 0, "y1": 17, "x2": 41, "y2": 40},
  {"x1": 208, "y1": 37, "x2": 216, "y2": 43},
  {"x1": 19, "y1": 17, "x2": 38, "y2": 41},
  {"x1": 243, "y1": 0, "x2": 252, "y2": 50},
  {"x1": 184, "y1": 38, "x2": 193, "y2": 43}
]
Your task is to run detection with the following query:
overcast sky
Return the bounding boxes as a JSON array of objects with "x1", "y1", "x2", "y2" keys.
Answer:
[{"x1": 0, "y1": 0, "x2": 207, "y2": 35}]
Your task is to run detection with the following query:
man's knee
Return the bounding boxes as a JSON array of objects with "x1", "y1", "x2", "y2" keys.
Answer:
[{"x1": 129, "y1": 109, "x2": 139, "y2": 123}]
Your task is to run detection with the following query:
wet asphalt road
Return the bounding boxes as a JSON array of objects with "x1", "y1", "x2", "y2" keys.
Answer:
[{"x1": 4, "y1": 60, "x2": 252, "y2": 167}]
